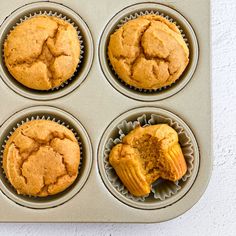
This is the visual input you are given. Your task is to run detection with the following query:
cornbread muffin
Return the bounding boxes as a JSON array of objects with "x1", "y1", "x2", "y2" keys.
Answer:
[
  {"x1": 108, "y1": 15, "x2": 189, "y2": 90},
  {"x1": 4, "y1": 15, "x2": 80, "y2": 90},
  {"x1": 109, "y1": 124, "x2": 187, "y2": 197},
  {"x1": 3, "y1": 120, "x2": 80, "y2": 197}
]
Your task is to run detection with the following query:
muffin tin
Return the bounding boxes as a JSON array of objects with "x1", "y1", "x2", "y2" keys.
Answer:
[{"x1": 0, "y1": 0, "x2": 211, "y2": 222}]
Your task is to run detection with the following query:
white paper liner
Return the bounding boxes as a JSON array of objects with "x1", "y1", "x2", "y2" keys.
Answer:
[
  {"x1": 0, "y1": 115, "x2": 83, "y2": 198},
  {"x1": 104, "y1": 114, "x2": 194, "y2": 202},
  {"x1": 107, "y1": 10, "x2": 189, "y2": 94},
  {"x1": 3, "y1": 10, "x2": 84, "y2": 91}
]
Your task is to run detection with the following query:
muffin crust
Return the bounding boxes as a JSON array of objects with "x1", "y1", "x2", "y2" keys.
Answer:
[
  {"x1": 4, "y1": 16, "x2": 80, "y2": 90},
  {"x1": 3, "y1": 120, "x2": 81, "y2": 197},
  {"x1": 108, "y1": 15, "x2": 189, "y2": 90}
]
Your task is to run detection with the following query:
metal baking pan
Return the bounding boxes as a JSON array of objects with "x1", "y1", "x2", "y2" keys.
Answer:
[{"x1": 0, "y1": 0, "x2": 211, "y2": 222}]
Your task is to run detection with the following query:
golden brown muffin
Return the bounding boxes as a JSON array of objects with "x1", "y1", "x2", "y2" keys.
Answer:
[
  {"x1": 109, "y1": 124, "x2": 187, "y2": 197},
  {"x1": 4, "y1": 15, "x2": 80, "y2": 90},
  {"x1": 108, "y1": 15, "x2": 189, "y2": 90},
  {"x1": 3, "y1": 120, "x2": 80, "y2": 197}
]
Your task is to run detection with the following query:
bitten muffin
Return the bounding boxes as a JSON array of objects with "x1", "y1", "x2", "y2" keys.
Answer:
[
  {"x1": 108, "y1": 15, "x2": 189, "y2": 90},
  {"x1": 3, "y1": 120, "x2": 80, "y2": 197},
  {"x1": 109, "y1": 124, "x2": 187, "y2": 197},
  {"x1": 4, "y1": 15, "x2": 80, "y2": 90}
]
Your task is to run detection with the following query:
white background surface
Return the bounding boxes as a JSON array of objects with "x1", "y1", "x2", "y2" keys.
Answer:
[{"x1": 0, "y1": 0, "x2": 235, "y2": 235}]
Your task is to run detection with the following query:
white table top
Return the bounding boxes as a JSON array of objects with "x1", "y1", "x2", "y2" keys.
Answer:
[{"x1": 0, "y1": 0, "x2": 235, "y2": 235}]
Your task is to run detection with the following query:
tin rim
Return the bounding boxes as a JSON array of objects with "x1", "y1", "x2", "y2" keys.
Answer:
[
  {"x1": 99, "y1": 2, "x2": 199, "y2": 101},
  {"x1": 0, "y1": 106, "x2": 93, "y2": 209},
  {"x1": 0, "y1": 1, "x2": 94, "y2": 101}
]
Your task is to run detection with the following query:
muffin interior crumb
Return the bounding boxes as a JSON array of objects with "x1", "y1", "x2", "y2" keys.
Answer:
[
  {"x1": 127, "y1": 134, "x2": 176, "y2": 184},
  {"x1": 131, "y1": 134, "x2": 161, "y2": 183}
]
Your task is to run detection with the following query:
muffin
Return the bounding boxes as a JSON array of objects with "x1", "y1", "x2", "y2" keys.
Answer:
[
  {"x1": 2, "y1": 120, "x2": 81, "y2": 197},
  {"x1": 4, "y1": 15, "x2": 80, "y2": 90},
  {"x1": 108, "y1": 15, "x2": 189, "y2": 90},
  {"x1": 109, "y1": 124, "x2": 187, "y2": 197}
]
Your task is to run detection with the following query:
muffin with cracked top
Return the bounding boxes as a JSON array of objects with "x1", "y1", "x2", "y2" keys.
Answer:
[
  {"x1": 108, "y1": 15, "x2": 189, "y2": 90},
  {"x1": 4, "y1": 15, "x2": 80, "y2": 90},
  {"x1": 2, "y1": 120, "x2": 80, "y2": 197}
]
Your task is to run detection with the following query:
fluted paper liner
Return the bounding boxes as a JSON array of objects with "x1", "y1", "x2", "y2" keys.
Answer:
[
  {"x1": 0, "y1": 115, "x2": 83, "y2": 198},
  {"x1": 104, "y1": 114, "x2": 194, "y2": 202},
  {"x1": 107, "y1": 10, "x2": 189, "y2": 94},
  {"x1": 3, "y1": 10, "x2": 84, "y2": 91}
]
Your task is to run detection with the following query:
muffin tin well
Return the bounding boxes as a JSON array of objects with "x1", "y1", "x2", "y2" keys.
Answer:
[
  {"x1": 98, "y1": 107, "x2": 199, "y2": 210},
  {"x1": 0, "y1": 106, "x2": 93, "y2": 209},
  {"x1": 0, "y1": 0, "x2": 211, "y2": 223},
  {"x1": 99, "y1": 2, "x2": 199, "y2": 101},
  {"x1": 0, "y1": 2, "x2": 94, "y2": 101}
]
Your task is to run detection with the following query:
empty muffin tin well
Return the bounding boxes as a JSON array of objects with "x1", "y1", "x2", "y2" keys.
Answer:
[
  {"x1": 0, "y1": 2, "x2": 94, "y2": 101},
  {"x1": 98, "y1": 107, "x2": 199, "y2": 209},
  {"x1": 99, "y1": 2, "x2": 199, "y2": 101},
  {"x1": 0, "y1": 106, "x2": 93, "y2": 209}
]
